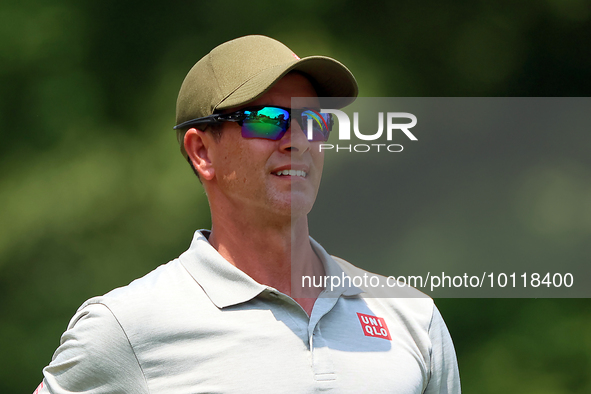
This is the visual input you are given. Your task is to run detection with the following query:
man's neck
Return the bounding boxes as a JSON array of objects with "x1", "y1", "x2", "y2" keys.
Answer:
[{"x1": 207, "y1": 212, "x2": 325, "y2": 315}]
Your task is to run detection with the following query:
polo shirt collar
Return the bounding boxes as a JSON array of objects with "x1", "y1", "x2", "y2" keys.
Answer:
[
  {"x1": 179, "y1": 230, "x2": 362, "y2": 309},
  {"x1": 178, "y1": 230, "x2": 265, "y2": 309},
  {"x1": 308, "y1": 237, "x2": 364, "y2": 297}
]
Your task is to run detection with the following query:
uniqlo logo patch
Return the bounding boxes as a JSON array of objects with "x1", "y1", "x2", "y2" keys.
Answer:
[{"x1": 357, "y1": 312, "x2": 391, "y2": 340}]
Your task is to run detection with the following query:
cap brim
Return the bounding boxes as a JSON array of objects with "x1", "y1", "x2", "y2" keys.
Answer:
[{"x1": 215, "y1": 56, "x2": 358, "y2": 111}]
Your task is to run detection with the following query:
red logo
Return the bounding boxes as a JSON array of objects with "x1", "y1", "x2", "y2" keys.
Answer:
[{"x1": 357, "y1": 312, "x2": 391, "y2": 340}]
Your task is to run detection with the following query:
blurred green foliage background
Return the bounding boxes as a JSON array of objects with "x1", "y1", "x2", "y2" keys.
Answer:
[{"x1": 1, "y1": 0, "x2": 590, "y2": 392}]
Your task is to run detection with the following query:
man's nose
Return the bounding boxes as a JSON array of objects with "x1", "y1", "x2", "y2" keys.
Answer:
[{"x1": 278, "y1": 119, "x2": 311, "y2": 153}]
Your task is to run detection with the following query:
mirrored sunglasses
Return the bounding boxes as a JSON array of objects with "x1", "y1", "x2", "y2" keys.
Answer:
[{"x1": 173, "y1": 106, "x2": 333, "y2": 141}]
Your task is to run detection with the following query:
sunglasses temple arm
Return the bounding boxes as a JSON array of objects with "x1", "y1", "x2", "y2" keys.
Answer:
[{"x1": 173, "y1": 114, "x2": 224, "y2": 130}]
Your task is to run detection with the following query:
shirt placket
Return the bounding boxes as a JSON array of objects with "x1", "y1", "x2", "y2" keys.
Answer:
[{"x1": 307, "y1": 294, "x2": 341, "y2": 385}]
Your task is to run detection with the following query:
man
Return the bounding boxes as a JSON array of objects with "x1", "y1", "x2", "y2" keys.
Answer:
[{"x1": 36, "y1": 35, "x2": 460, "y2": 393}]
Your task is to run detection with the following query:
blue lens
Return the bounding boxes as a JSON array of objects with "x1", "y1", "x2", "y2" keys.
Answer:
[
  {"x1": 241, "y1": 107, "x2": 290, "y2": 140},
  {"x1": 300, "y1": 109, "x2": 332, "y2": 141}
]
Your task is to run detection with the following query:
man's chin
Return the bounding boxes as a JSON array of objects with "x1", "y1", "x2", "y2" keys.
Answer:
[
  {"x1": 289, "y1": 198, "x2": 315, "y2": 219},
  {"x1": 262, "y1": 189, "x2": 316, "y2": 220}
]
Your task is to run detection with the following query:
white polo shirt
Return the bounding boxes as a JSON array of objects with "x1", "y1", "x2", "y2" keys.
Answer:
[{"x1": 38, "y1": 230, "x2": 460, "y2": 393}]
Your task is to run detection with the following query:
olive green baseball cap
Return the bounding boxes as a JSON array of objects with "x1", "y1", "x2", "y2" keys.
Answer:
[{"x1": 174, "y1": 35, "x2": 358, "y2": 157}]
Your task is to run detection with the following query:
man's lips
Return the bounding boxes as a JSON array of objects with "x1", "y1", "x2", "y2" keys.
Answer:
[{"x1": 271, "y1": 165, "x2": 309, "y2": 178}]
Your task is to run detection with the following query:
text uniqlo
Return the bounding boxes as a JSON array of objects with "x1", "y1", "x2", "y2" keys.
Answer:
[{"x1": 357, "y1": 312, "x2": 391, "y2": 340}]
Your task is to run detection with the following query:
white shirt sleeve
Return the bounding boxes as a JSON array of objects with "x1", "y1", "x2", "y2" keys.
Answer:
[
  {"x1": 37, "y1": 301, "x2": 149, "y2": 394},
  {"x1": 424, "y1": 305, "x2": 461, "y2": 394}
]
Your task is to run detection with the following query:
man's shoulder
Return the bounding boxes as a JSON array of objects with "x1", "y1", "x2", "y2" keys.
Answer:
[
  {"x1": 330, "y1": 254, "x2": 432, "y2": 299},
  {"x1": 41, "y1": 259, "x2": 191, "y2": 393},
  {"x1": 78, "y1": 258, "x2": 201, "y2": 322},
  {"x1": 99, "y1": 259, "x2": 184, "y2": 300}
]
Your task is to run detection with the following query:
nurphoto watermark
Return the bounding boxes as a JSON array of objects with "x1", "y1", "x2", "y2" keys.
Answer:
[{"x1": 294, "y1": 97, "x2": 419, "y2": 154}]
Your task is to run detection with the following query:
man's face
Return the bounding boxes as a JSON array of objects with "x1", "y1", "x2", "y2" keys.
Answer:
[{"x1": 204, "y1": 73, "x2": 324, "y2": 222}]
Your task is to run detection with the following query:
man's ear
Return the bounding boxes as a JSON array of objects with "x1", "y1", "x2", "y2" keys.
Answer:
[{"x1": 184, "y1": 128, "x2": 215, "y2": 181}]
